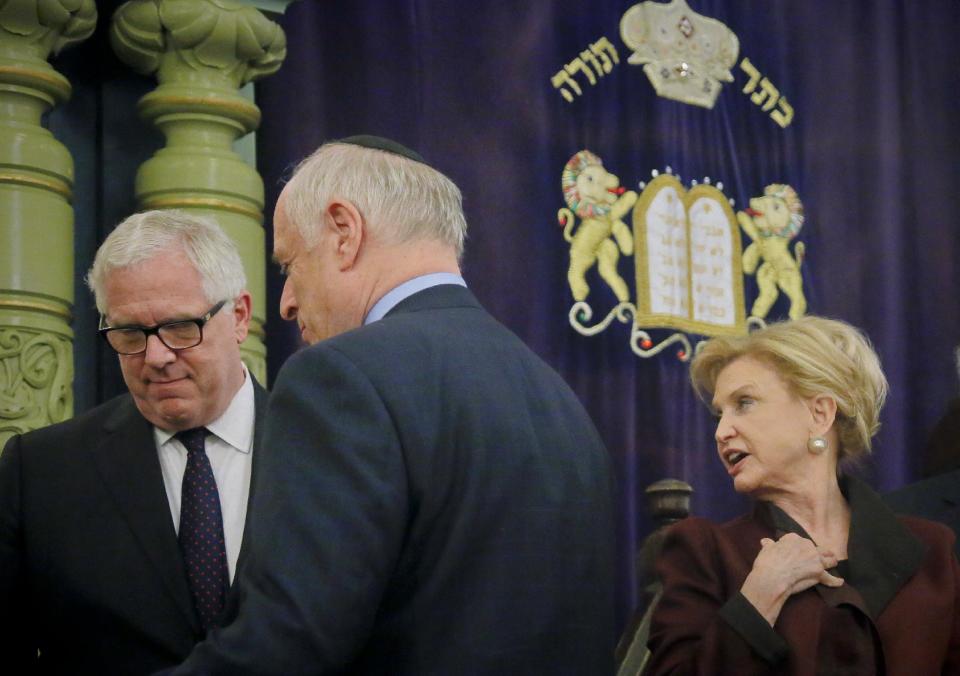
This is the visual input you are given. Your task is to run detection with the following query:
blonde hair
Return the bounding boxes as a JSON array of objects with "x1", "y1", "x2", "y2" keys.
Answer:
[{"x1": 690, "y1": 316, "x2": 888, "y2": 461}]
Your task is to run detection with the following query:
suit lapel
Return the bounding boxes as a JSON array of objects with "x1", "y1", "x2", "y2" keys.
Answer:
[
  {"x1": 92, "y1": 397, "x2": 199, "y2": 632},
  {"x1": 844, "y1": 477, "x2": 924, "y2": 619}
]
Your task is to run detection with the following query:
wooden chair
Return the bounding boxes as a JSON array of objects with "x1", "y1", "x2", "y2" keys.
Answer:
[{"x1": 615, "y1": 479, "x2": 693, "y2": 676}]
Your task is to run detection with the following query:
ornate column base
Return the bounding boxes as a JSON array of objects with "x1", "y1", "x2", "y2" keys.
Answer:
[{"x1": 0, "y1": 295, "x2": 74, "y2": 447}]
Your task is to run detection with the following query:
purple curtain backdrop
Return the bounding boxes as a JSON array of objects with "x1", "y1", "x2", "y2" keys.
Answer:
[{"x1": 254, "y1": 0, "x2": 960, "y2": 631}]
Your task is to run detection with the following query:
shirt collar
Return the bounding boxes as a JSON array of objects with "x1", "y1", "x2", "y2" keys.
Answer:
[
  {"x1": 364, "y1": 272, "x2": 466, "y2": 325},
  {"x1": 154, "y1": 366, "x2": 255, "y2": 454}
]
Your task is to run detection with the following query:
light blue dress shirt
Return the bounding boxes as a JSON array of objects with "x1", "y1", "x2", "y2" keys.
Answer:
[{"x1": 363, "y1": 272, "x2": 467, "y2": 325}]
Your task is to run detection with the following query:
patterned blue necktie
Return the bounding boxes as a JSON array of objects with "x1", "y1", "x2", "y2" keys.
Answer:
[{"x1": 176, "y1": 427, "x2": 228, "y2": 631}]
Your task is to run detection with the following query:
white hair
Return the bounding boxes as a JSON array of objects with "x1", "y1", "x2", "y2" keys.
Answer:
[
  {"x1": 282, "y1": 141, "x2": 467, "y2": 256},
  {"x1": 86, "y1": 210, "x2": 247, "y2": 314}
]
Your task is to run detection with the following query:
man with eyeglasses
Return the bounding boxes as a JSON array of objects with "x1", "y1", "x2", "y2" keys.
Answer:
[{"x1": 0, "y1": 210, "x2": 266, "y2": 673}]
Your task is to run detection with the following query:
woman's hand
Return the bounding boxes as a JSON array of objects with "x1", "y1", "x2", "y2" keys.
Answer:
[{"x1": 740, "y1": 533, "x2": 844, "y2": 626}]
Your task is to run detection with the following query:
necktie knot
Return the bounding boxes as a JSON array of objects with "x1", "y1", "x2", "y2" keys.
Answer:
[{"x1": 176, "y1": 427, "x2": 208, "y2": 455}]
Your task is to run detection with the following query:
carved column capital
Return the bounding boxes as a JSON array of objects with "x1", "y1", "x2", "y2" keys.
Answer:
[
  {"x1": 0, "y1": 0, "x2": 97, "y2": 58},
  {"x1": 111, "y1": 0, "x2": 286, "y2": 89},
  {"x1": 0, "y1": 0, "x2": 98, "y2": 104}
]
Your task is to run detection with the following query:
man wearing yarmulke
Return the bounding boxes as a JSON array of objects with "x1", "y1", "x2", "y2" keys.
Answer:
[{"x1": 170, "y1": 136, "x2": 616, "y2": 675}]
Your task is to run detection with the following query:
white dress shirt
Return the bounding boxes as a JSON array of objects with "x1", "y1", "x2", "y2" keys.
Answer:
[{"x1": 154, "y1": 370, "x2": 255, "y2": 582}]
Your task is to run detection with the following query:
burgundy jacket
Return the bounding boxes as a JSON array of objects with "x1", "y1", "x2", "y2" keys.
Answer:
[{"x1": 646, "y1": 477, "x2": 960, "y2": 675}]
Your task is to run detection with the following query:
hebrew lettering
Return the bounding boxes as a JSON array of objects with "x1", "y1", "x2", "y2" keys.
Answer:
[{"x1": 739, "y1": 57, "x2": 761, "y2": 93}]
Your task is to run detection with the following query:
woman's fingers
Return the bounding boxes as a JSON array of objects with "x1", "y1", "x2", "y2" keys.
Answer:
[
  {"x1": 819, "y1": 550, "x2": 838, "y2": 569},
  {"x1": 760, "y1": 535, "x2": 844, "y2": 588},
  {"x1": 743, "y1": 534, "x2": 846, "y2": 625},
  {"x1": 818, "y1": 569, "x2": 845, "y2": 587}
]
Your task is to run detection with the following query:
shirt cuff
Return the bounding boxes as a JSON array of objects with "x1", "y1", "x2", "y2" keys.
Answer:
[{"x1": 718, "y1": 592, "x2": 790, "y2": 665}]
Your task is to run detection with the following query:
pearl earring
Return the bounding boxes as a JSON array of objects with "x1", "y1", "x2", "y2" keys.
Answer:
[{"x1": 807, "y1": 436, "x2": 828, "y2": 454}]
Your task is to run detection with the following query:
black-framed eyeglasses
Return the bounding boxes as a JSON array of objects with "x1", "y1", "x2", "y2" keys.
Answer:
[{"x1": 98, "y1": 300, "x2": 228, "y2": 355}]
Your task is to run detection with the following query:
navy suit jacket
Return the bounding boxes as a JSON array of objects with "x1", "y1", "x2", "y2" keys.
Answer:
[
  {"x1": 175, "y1": 285, "x2": 616, "y2": 675},
  {"x1": 0, "y1": 378, "x2": 266, "y2": 675}
]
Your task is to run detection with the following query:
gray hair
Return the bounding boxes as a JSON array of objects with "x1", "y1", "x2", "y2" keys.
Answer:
[
  {"x1": 86, "y1": 210, "x2": 247, "y2": 314},
  {"x1": 283, "y1": 142, "x2": 467, "y2": 256}
]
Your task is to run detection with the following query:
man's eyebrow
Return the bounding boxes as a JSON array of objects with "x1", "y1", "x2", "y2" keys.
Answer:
[{"x1": 106, "y1": 311, "x2": 200, "y2": 328}]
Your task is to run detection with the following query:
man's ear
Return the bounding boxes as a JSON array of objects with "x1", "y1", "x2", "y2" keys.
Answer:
[
  {"x1": 808, "y1": 393, "x2": 838, "y2": 437},
  {"x1": 231, "y1": 291, "x2": 252, "y2": 343},
  {"x1": 324, "y1": 200, "x2": 365, "y2": 271}
]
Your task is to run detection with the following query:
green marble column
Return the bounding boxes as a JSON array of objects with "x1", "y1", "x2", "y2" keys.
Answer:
[
  {"x1": 110, "y1": 0, "x2": 286, "y2": 384},
  {"x1": 0, "y1": 0, "x2": 97, "y2": 447}
]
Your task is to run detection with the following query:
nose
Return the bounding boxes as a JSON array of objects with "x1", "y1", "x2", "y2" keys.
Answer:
[
  {"x1": 279, "y1": 278, "x2": 298, "y2": 322},
  {"x1": 143, "y1": 333, "x2": 176, "y2": 368},
  {"x1": 715, "y1": 412, "x2": 736, "y2": 445}
]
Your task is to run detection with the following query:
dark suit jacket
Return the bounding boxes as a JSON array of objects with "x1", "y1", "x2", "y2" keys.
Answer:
[
  {"x1": 920, "y1": 398, "x2": 960, "y2": 478},
  {"x1": 0, "y1": 379, "x2": 266, "y2": 675},
  {"x1": 175, "y1": 285, "x2": 616, "y2": 675},
  {"x1": 647, "y1": 477, "x2": 960, "y2": 675},
  {"x1": 885, "y1": 468, "x2": 960, "y2": 556}
]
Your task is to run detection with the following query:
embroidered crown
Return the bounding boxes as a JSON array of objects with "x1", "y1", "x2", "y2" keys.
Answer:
[{"x1": 620, "y1": 0, "x2": 739, "y2": 109}]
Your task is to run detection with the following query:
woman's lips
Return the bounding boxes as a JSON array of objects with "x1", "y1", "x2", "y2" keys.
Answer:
[{"x1": 726, "y1": 452, "x2": 749, "y2": 475}]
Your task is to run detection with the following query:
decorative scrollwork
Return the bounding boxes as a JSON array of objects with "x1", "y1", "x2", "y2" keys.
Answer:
[
  {"x1": 0, "y1": 329, "x2": 73, "y2": 440},
  {"x1": 20, "y1": 333, "x2": 59, "y2": 389},
  {"x1": 569, "y1": 301, "x2": 694, "y2": 360},
  {"x1": 111, "y1": 0, "x2": 287, "y2": 86},
  {"x1": 569, "y1": 301, "x2": 635, "y2": 336},
  {"x1": 630, "y1": 327, "x2": 693, "y2": 361}
]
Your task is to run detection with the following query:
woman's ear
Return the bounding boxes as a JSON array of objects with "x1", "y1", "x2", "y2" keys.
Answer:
[{"x1": 808, "y1": 394, "x2": 838, "y2": 436}]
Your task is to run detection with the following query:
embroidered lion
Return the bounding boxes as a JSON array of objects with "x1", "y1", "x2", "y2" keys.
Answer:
[
  {"x1": 557, "y1": 151, "x2": 638, "y2": 302},
  {"x1": 738, "y1": 183, "x2": 807, "y2": 319}
]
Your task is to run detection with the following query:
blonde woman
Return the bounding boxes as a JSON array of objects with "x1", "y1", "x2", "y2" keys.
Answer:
[{"x1": 647, "y1": 316, "x2": 960, "y2": 675}]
